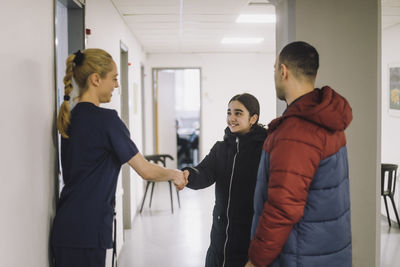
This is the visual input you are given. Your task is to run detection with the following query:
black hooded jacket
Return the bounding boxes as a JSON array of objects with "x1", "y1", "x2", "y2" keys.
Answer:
[{"x1": 185, "y1": 125, "x2": 267, "y2": 267}]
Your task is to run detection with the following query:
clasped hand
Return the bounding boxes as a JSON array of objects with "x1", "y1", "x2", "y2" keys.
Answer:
[{"x1": 172, "y1": 169, "x2": 190, "y2": 190}]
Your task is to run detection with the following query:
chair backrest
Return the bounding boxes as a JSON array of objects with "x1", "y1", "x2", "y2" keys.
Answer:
[
  {"x1": 381, "y1": 163, "x2": 398, "y2": 196},
  {"x1": 145, "y1": 154, "x2": 174, "y2": 167}
]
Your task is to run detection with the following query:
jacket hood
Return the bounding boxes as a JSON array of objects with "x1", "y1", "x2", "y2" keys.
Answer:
[
  {"x1": 268, "y1": 86, "x2": 353, "y2": 132},
  {"x1": 224, "y1": 125, "x2": 267, "y2": 144}
]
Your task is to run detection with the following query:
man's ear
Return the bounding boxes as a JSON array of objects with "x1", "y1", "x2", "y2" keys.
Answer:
[
  {"x1": 88, "y1": 73, "x2": 101, "y2": 87},
  {"x1": 280, "y1": 63, "x2": 289, "y2": 80}
]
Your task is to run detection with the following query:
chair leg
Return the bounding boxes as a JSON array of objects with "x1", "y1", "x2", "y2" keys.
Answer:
[
  {"x1": 176, "y1": 189, "x2": 181, "y2": 208},
  {"x1": 149, "y1": 182, "x2": 155, "y2": 208},
  {"x1": 168, "y1": 181, "x2": 174, "y2": 214},
  {"x1": 389, "y1": 196, "x2": 400, "y2": 227},
  {"x1": 384, "y1": 196, "x2": 391, "y2": 227},
  {"x1": 140, "y1": 181, "x2": 151, "y2": 214}
]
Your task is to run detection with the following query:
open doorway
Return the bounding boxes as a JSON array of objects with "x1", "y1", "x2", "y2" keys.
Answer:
[
  {"x1": 141, "y1": 64, "x2": 146, "y2": 153},
  {"x1": 152, "y1": 68, "x2": 201, "y2": 169},
  {"x1": 54, "y1": 0, "x2": 85, "y2": 196}
]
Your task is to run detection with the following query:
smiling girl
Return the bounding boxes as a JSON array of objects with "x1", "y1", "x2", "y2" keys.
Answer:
[{"x1": 183, "y1": 93, "x2": 267, "y2": 267}]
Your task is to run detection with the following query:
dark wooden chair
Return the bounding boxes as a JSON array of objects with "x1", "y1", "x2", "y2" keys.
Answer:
[
  {"x1": 139, "y1": 154, "x2": 181, "y2": 214},
  {"x1": 381, "y1": 163, "x2": 400, "y2": 227}
]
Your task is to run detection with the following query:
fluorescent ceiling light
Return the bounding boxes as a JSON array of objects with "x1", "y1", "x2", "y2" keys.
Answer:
[
  {"x1": 221, "y1": 37, "x2": 264, "y2": 44},
  {"x1": 236, "y1": 14, "x2": 276, "y2": 23}
]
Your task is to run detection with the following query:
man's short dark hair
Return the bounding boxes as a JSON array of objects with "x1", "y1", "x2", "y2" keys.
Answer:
[{"x1": 278, "y1": 41, "x2": 319, "y2": 80}]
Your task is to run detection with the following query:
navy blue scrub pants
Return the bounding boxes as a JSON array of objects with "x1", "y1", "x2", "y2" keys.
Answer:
[{"x1": 53, "y1": 246, "x2": 106, "y2": 267}]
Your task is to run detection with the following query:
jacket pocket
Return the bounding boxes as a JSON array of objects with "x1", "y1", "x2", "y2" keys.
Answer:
[
  {"x1": 210, "y1": 207, "x2": 227, "y2": 253},
  {"x1": 212, "y1": 207, "x2": 227, "y2": 233}
]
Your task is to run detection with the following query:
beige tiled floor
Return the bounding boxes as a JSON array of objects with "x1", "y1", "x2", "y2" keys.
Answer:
[
  {"x1": 118, "y1": 183, "x2": 400, "y2": 267},
  {"x1": 381, "y1": 217, "x2": 400, "y2": 267},
  {"x1": 118, "y1": 183, "x2": 215, "y2": 267}
]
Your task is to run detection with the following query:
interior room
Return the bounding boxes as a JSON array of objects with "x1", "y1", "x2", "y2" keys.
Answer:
[{"x1": 1, "y1": 0, "x2": 400, "y2": 267}]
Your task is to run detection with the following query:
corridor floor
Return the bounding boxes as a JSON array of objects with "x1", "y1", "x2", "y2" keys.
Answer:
[
  {"x1": 118, "y1": 183, "x2": 215, "y2": 267},
  {"x1": 381, "y1": 216, "x2": 400, "y2": 267},
  {"x1": 117, "y1": 182, "x2": 400, "y2": 267}
]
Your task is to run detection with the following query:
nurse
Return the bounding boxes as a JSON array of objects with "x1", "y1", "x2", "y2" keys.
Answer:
[{"x1": 52, "y1": 48, "x2": 187, "y2": 267}]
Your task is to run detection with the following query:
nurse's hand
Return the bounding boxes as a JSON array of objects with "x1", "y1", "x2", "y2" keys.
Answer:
[
  {"x1": 183, "y1": 170, "x2": 190, "y2": 181},
  {"x1": 172, "y1": 170, "x2": 188, "y2": 190}
]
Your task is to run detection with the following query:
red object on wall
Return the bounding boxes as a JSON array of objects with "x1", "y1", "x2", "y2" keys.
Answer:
[{"x1": 85, "y1": 28, "x2": 91, "y2": 35}]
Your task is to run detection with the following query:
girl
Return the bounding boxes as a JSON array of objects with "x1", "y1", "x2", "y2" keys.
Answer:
[
  {"x1": 183, "y1": 93, "x2": 267, "y2": 267},
  {"x1": 52, "y1": 48, "x2": 187, "y2": 267}
]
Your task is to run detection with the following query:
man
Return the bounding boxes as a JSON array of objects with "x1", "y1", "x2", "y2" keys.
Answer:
[{"x1": 246, "y1": 41, "x2": 353, "y2": 267}]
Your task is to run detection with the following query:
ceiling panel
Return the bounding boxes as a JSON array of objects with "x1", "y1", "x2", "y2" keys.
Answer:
[
  {"x1": 112, "y1": 0, "x2": 400, "y2": 53},
  {"x1": 111, "y1": 0, "x2": 276, "y2": 53}
]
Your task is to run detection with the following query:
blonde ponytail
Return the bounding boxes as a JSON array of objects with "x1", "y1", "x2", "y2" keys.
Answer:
[
  {"x1": 56, "y1": 49, "x2": 113, "y2": 138},
  {"x1": 57, "y1": 54, "x2": 76, "y2": 138}
]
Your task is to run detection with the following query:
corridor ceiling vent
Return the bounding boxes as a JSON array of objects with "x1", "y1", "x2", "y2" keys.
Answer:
[
  {"x1": 221, "y1": 37, "x2": 264, "y2": 44},
  {"x1": 236, "y1": 14, "x2": 276, "y2": 23},
  {"x1": 247, "y1": 0, "x2": 272, "y2": 6}
]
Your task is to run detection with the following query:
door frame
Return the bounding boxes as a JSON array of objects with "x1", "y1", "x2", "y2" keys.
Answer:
[
  {"x1": 53, "y1": 0, "x2": 86, "y2": 200},
  {"x1": 120, "y1": 41, "x2": 132, "y2": 231}
]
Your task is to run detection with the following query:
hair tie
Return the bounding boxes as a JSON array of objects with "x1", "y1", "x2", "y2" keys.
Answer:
[
  {"x1": 64, "y1": 95, "x2": 70, "y2": 101},
  {"x1": 73, "y1": 50, "x2": 85, "y2": 66}
]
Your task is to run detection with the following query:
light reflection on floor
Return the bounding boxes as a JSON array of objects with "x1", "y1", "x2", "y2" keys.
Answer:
[
  {"x1": 118, "y1": 186, "x2": 400, "y2": 267},
  {"x1": 381, "y1": 216, "x2": 400, "y2": 267},
  {"x1": 118, "y1": 183, "x2": 215, "y2": 267}
]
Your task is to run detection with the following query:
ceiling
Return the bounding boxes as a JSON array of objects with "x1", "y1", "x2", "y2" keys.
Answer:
[
  {"x1": 111, "y1": 0, "x2": 400, "y2": 54},
  {"x1": 111, "y1": 0, "x2": 276, "y2": 54}
]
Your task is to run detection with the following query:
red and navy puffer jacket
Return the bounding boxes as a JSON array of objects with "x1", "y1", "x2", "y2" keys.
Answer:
[{"x1": 249, "y1": 86, "x2": 353, "y2": 267}]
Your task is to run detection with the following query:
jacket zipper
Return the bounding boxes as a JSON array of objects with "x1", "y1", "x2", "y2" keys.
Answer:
[{"x1": 222, "y1": 137, "x2": 239, "y2": 267}]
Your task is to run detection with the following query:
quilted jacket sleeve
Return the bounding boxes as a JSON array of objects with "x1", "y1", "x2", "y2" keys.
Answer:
[
  {"x1": 248, "y1": 134, "x2": 322, "y2": 267},
  {"x1": 183, "y1": 142, "x2": 219, "y2": 190}
]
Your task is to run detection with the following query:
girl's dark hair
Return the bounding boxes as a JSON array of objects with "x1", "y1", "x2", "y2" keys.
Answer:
[{"x1": 229, "y1": 93, "x2": 260, "y2": 125}]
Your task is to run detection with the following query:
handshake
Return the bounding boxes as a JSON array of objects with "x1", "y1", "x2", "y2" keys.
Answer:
[{"x1": 172, "y1": 169, "x2": 190, "y2": 190}]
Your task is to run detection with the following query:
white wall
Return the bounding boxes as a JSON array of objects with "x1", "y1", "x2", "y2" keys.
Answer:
[
  {"x1": 156, "y1": 71, "x2": 178, "y2": 168},
  {"x1": 0, "y1": 0, "x2": 147, "y2": 265},
  {"x1": 145, "y1": 53, "x2": 276, "y2": 158},
  {"x1": 0, "y1": 1, "x2": 56, "y2": 267},
  {"x1": 381, "y1": 23, "x2": 400, "y2": 221},
  {"x1": 85, "y1": 0, "x2": 147, "y2": 258}
]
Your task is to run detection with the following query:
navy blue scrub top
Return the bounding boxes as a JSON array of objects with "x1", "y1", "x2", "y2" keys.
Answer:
[{"x1": 52, "y1": 102, "x2": 139, "y2": 249}]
